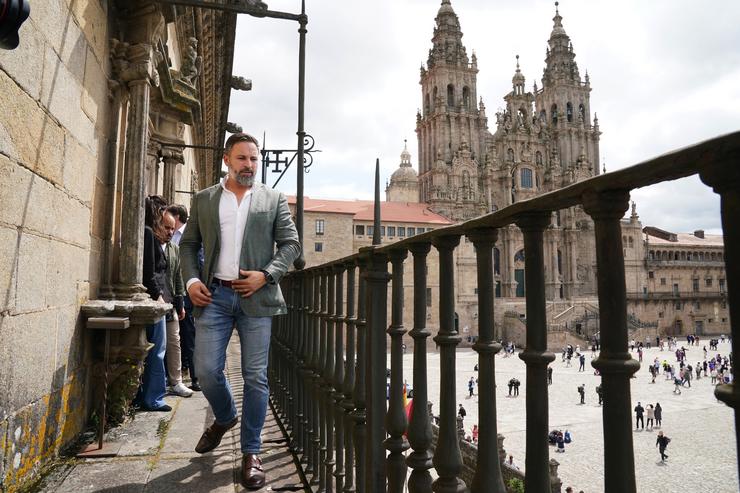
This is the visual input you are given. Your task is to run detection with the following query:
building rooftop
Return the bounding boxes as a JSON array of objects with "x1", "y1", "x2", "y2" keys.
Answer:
[
  {"x1": 287, "y1": 196, "x2": 453, "y2": 225},
  {"x1": 644, "y1": 226, "x2": 724, "y2": 247}
]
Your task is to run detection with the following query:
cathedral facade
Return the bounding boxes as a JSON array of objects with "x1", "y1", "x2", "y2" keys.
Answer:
[{"x1": 388, "y1": 0, "x2": 601, "y2": 303}]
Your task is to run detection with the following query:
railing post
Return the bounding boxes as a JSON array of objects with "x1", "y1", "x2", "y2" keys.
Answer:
[
  {"x1": 312, "y1": 271, "x2": 323, "y2": 487},
  {"x1": 699, "y1": 165, "x2": 740, "y2": 484},
  {"x1": 290, "y1": 274, "x2": 302, "y2": 452},
  {"x1": 386, "y1": 248, "x2": 410, "y2": 493},
  {"x1": 301, "y1": 271, "x2": 314, "y2": 471},
  {"x1": 363, "y1": 246, "x2": 390, "y2": 493},
  {"x1": 353, "y1": 255, "x2": 369, "y2": 493},
  {"x1": 334, "y1": 263, "x2": 347, "y2": 493},
  {"x1": 515, "y1": 212, "x2": 556, "y2": 493},
  {"x1": 406, "y1": 241, "x2": 434, "y2": 493},
  {"x1": 342, "y1": 261, "x2": 358, "y2": 493},
  {"x1": 431, "y1": 234, "x2": 466, "y2": 493},
  {"x1": 467, "y1": 228, "x2": 506, "y2": 493},
  {"x1": 583, "y1": 190, "x2": 639, "y2": 493},
  {"x1": 324, "y1": 267, "x2": 336, "y2": 493}
]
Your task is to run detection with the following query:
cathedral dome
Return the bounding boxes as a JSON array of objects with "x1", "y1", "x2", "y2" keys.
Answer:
[{"x1": 389, "y1": 140, "x2": 418, "y2": 184}]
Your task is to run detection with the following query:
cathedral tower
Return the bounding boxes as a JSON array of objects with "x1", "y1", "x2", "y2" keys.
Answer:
[
  {"x1": 534, "y1": 2, "x2": 601, "y2": 185},
  {"x1": 416, "y1": 0, "x2": 489, "y2": 219}
]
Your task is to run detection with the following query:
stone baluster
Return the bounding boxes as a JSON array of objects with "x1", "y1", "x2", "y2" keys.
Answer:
[
  {"x1": 333, "y1": 264, "x2": 346, "y2": 493},
  {"x1": 582, "y1": 190, "x2": 639, "y2": 493},
  {"x1": 386, "y1": 248, "x2": 410, "y2": 492},
  {"x1": 325, "y1": 267, "x2": 337, "y2": 493},
  {"x1": 300, "y1": 271, "x2": 314, "y2": 468},
  {"x1": 431, "y1": 235, "x2": 466, "y2": 493},
  {"x1": 342, "y1": 261, "x2": 357, "y2": 493},
  {"x1": 700, "y1": 165, "x2": 740, "y2": 481},
  {"x1": 364, "y1": 246, "x2": 390, "y2": 493},
  {"x1": 352, "y1": 256, "x2": 369, "y2": 493},
  {"x1": 311, "y1": 271, "x2": 322, "y2": 487},
  {"x1": 467, "y1": 228, "x2": 506, "y2": 493},
  {"x1": 406, "y1": 242, "x2": 434, "y2": 493},
  {"x1": 319, "y1": 268, "x2": 330, "y2": 493},
  {"x1": 515, "y1": 212, "x2": 556, "y2": 493}
]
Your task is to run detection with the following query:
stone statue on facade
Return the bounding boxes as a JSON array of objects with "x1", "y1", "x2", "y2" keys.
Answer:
[{"x1": 179, "y1": 37, "x2": 201, "y2": 86}]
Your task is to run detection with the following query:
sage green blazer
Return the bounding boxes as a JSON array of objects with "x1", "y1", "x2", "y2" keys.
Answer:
[{"x1": 179, "y1": 182, "x2": 301, "y2": 317}]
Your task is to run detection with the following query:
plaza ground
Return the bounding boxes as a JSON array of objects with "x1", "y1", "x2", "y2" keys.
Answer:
[{"x1": 404, "y1": 343, "x2": 737, "y2": 492}]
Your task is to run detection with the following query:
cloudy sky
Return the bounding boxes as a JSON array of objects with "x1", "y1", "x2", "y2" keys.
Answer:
[{"x1": 228, "y1": 0, "x2": 740, "y2": 234}]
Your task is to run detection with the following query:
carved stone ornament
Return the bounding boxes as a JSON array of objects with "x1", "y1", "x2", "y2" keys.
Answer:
[
  {"x1": 153, "y1": 39, "x2": 201, "y2": 125},
  {"x1": 178, "y1": 37, "x2": 201, "y2": 86},
  {"x1": 110, "y1": 39, "x2": 159, "y2": 86},
  {"x1": 230, "y1": 75, "x2": 253, "y2": 91}
]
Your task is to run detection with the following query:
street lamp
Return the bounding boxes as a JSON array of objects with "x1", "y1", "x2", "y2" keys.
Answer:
[{"x1": 155, "y1": 0, "x2": 308, "y2": 269}]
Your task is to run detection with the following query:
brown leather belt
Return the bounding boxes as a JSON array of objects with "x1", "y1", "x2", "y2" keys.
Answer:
[{"x1": 213, "y1": 278, "x2": 235, "y2": 288}]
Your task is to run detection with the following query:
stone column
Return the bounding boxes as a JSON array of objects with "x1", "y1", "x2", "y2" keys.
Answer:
[
  {"x1": 111, "y1": 41, "x2": 159, "y2": 300},
  {"x1": 161, "y1": 148, "x2": 184, "y2": 204},
  {"x1": 516, "y1": 212, "x2": 556, "y2": 493},
  {"x1": 699, "y1": 164, "x2": 740, "y2": 480},
  {"x1": 582, "y1": 190, "x2": 639, "y2": 493}
]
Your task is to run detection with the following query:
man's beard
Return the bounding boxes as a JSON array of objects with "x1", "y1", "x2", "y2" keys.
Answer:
[{"x1": 235, "y1": 172, "x2": 254, "y2": 187}]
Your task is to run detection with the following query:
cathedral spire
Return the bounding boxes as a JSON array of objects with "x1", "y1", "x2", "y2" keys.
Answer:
[
  {"x1": 542, "y1": 1, "x2": 581, "y2": 86},
  {"x1": 427, "y1": 0, "x2": 469, "y2": 69}
]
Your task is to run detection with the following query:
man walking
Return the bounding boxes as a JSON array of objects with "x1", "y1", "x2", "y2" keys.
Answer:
[
  {"x1": 634, "y1": 401, "x2": 645, "y2": 430},
  {"x1": 578, "y1": 353, "x2": 586, "y2": 372},
  {"x1": 180, "y1": 133, "x2": 300, "y2": 489},
  {"x1": 656, "y1": 431, "x2": 670, "y2": 462},
  {"x1": 577, "y1": 384, "x2": 585, "y2": 404}
]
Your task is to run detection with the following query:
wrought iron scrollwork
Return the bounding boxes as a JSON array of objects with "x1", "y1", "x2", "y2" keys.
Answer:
[{"x1": 261, "y1": 133, "x2": 320, "y2": 188}]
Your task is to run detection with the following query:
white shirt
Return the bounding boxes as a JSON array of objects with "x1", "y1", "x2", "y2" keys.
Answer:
[
  {"x1": 172, "y1": 223, "x2": 186, "y2": 246},
  {"x1": 186, "y1": 177, "x2": 253, "y2": 289}
]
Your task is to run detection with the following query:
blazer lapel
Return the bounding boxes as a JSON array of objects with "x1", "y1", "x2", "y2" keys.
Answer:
[{"x1": 209, "y1": 184, "x2": 223, "y2": 250}]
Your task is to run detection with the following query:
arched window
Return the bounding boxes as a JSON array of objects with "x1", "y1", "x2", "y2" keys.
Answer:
[
  {"x1": 566, "y1": 102, "x2": 573, "y2": 122},
  {"x1": 579, "y1": 103, "x2": 586, "y2": 122},
  {"x1": 462, "y1": 86, "x2": 470, "y2": 109},
  {"x1": 514, "y1": 249, "x2": 525, "y2": 262},
  {"x1": 493, "y1": 247, "x2": 501, "y2": 275},
  {"x1": 507, "y1": 148, "x2": 515, "y2": 162},
  {"x1": 425, "y1": 94, "x2": 430, "y2": 115},
  {"x1": 629, "y1": 237, "x2": 634, "y2": 247},
  {"x1": 649, "y1": 250, "x2": 655, "y2": 260},
  {"x1": 521, "y1": 168, "x2": 533, "y2": 188},
  {"x1": 447, "y1": 84, "x2": 454, "y2": 107},
  {"x1": 536, "y1": 151, "x2": 543, "y2": 166},
  {"x1": 433, "y1": 86, "x2": 438, "y2": 104},
  {"x1": 551, "y1": 104, "x2": 558, "y2": 124},
  {"x1": 517, "y1": 108, "x2": 526, "y2": 125}
]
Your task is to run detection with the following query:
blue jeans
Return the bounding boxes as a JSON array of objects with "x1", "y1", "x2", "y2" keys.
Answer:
[
  {"x1": 194, "y1": 283, "x2": 272, "y2": 454},
  {"x1": 136, "y1": 316, "x2": 167, "y2": 409}
]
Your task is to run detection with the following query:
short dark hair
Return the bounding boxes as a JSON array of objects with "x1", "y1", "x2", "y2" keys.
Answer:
[
  {"x1": 224, "y1": 132, "x2": 259, "y2": 155},
  {"x1": 167, "y1": 204, "x2": 188, "y2": 224}
]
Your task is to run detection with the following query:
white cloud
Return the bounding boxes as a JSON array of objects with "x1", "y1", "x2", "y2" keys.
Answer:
[{"x1": 228, "y1": 0, "x2": 740, "y2": 233}]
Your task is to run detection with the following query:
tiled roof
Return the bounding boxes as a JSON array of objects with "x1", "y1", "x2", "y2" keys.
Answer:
[
  {"x1": 287, "y1": 196, "x2": 453, "y2": 225},
  {"x1": 645, "y1": 232, "x2": 724, "y2": 247}
]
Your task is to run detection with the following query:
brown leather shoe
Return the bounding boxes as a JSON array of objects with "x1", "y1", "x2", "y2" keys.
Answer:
[
  {"x1": 241, "y1": 453, "x2": 265, "y2": 489},
  {"x1": 194, "y1": 416, "x2": 238, "y2": 454}
]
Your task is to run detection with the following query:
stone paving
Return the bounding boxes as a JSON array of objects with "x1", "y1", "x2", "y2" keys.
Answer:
[
  {"x1": 404, "y1": 342, "x2": 738, "y2": 492},
  {"x1": 37, "y1": 337, "x2": 305, "y2": 493}
]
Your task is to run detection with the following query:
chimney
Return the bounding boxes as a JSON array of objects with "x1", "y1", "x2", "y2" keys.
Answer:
[{"x1": 694, "y1": 230, "x2": 705, "y2": 239}]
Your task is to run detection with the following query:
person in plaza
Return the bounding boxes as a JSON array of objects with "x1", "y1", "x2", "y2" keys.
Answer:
[
  {"x1": 506, "y1": 454, "x2": 519, "y2": 470},
  {"x1": 547, "y1": 365, "x2": 553, "y2": 385},
  {"x1": 180, "y1": 132, "x2": 301, "y2": 489},
  {"x1": 646, "y1": 403, "x2": 655, "y2": 431},
  {"x1": 556, "y1": 431, "x2": 565, "y2": 452},
  {"x1": 471, "y1": 424, "x2": 479, "y2": 443},
  {"x1": 160, "y1": 210, "x2": 193, "y2": 398},
  {"x1": 134, "y1": 195, "x2": 171, "y2": 412},
  {"x1": 654, "y1": 402, "x2": 662, "y2": 428},
  {"x1": 578, "y1": 353, "x2": 586, "y2": 372},
  {"x1": 656, "y1": 431, "x2": 671, "y2": 462},
  {"x1": 634, "y1": 401, "x2": 644, "y2": 430},
  {"x1": 512, "y1": 377, "x2": 520, "y2": 397},
  {"x1": 468, "y1": 376, "x2": 476, "y2": 397},
  {"x1": 458, "y1": 403, "x2": 467, "y2": 423},
  {"x1": 577, "y1": 383, "x2": 585, "y2": 404},
  {"x1": 673, "y1": 375, "x2": 683, "y2": 394},
  {"x1": 595, "y1": 384, "x2": 602, "y2": 405},
  {"x1": 564, "y1": 429, "x2": 572, "y2": 443}
]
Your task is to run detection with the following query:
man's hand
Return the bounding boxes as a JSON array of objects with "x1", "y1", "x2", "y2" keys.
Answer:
[
  {"x1": 187, "y1": 281, "x2": 213, "y2": 306},
  {"x1": 178, "y1": 308, "x2": 186, "y2": 320},
  {"x1": 232, "y1": 270, "x2": 267, "y2": 298}
]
